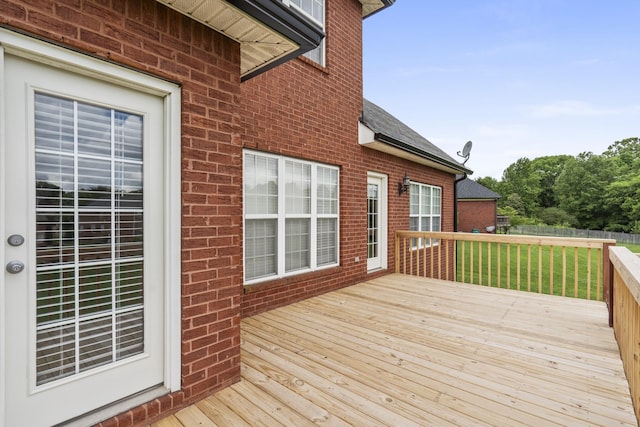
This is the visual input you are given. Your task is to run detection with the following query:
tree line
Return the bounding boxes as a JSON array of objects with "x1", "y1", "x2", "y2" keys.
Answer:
[{"x1": 475, "y1": 137, "x2": 640, "y2": 233}]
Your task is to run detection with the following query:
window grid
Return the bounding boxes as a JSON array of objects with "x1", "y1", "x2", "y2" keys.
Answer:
[
  {"x1": 34, "y1": 93, "x2": 145, "y2": 386},
  {"x1": 286, "y1": 0, "x2": 325, "y2": 66},
  {"x1": 244, "y1": 151, "x2": 338, "y2": 283},
  {"x1": 409, "y1": 183, "x2": 442, "y2": 248}
]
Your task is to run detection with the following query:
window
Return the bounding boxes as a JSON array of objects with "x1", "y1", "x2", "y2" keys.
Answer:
[
  {"x1": 244, "y1": 151, "x2": 339, "y2": 283},
  {"x1": 286, "y1": 0, "x2": 325, "y2": 65},
  {"x1": 409, "y1": 183, "x2": 441, "y2": 248}
]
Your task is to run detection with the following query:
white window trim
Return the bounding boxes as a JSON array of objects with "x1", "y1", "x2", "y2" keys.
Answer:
[
  {"x1": 410, "y1": 182, "x2": 442, "y2": 249},
  {"x1": 282, "y1": 0, "x2": 326, "y2": 66},
  {"x1": 0, "y1": 29, "x2": 182, "y2": 427},
  {"x1": 243, "y1": 150, "x2": 339, "y2": 285},
  {"x1": 367, "y1": 172, "x2": 388, "y2": 272}
]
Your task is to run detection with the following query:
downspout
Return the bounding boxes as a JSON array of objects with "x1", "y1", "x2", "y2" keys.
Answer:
[{"x1": 453, "y1": 174, "x2": 467, "y2": 232}]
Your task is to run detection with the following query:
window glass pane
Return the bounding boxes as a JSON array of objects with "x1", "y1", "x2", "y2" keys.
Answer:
[
  {"x1": 78, "y1": 158, "x2": 111, "y2": 207},
  {"x1": 303, "y1": 40, "x2": 324, "y2": 64},
  {"x1": 290, "y1": 0, "x2": 323, "y2": 22},
  {"x1": 79, "y1": 316, "x2": 113, "y2": 372},
  {"x1": 422, "y1": 186, "x2": 431, "y2": 214},
  {"x1": 410, "y1": 184, "x2": 419, "y2": 215},
  {"x1": 116, "y1": 309, "x2": 144, "y2": 360},
  {"x1": 115, "y1": 111, "x2": 143, "y2": 161},
  {"x1": 286, "y1": 161, "x2": 311, "y2": 214},
  {"x1": 36, "y1": 325, "x2": 75, "y2": 385},
  {"x1": 317, "y1": 218, "x2": 337, "y2": 265},
  {"x1": 244, "y1": 154, "x2": 278, "y2": 215},
  {"x1": 116, "y1": 162, "x2": 143, "y2": 209},
  {"x1": 35, "y1": 152, "x2": 74, "y2": 208},
  {"x1": 77, "y1": 103, "x2": 112, "y2": 156},
  {"x1": 317, "y1": 166, "x2": 338, "y2": 214},
  {"x1": 245, "y1": 219, "x2": 277, "y2": 280},
  {"x1": 433, "y1": 187, "x2": 442, "y2": 215},
  {"x1": 35, "y1": 93, "x2": 74, "y2": 153},
  {"x1": 285, "y1": 218, "x2": 310, "y2": 272}
]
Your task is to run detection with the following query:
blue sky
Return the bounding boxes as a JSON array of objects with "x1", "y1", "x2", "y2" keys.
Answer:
[{"x1": 363, "y1": 1, "x2": 640, "y2": 179}]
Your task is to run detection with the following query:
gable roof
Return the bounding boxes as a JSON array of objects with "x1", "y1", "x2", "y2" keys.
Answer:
[
  {"x1": 359, "y1": 98, "x2": 472, "y2": 175},
  {"x1": 456, "y1": 177, "x2": 501, "y2": 200}
]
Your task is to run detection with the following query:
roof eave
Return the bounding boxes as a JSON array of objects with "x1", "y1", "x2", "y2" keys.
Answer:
[
  {"x1": 361, "y1": 131, "x2": 473, "y2": 175},
  {"x1": 362, "y1": 0, "x2": 395, "y2": 18},
  {"x1": 155, "y1": 0, "x2": 323, "y2": 81},
  {"x1": 231, "y1": 0, "x2": 324, "y2": 81}
]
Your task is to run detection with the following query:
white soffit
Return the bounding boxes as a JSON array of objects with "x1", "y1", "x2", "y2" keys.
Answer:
[
  {"x1": 360, "y1": 0, "x2": 388, "y2": 17},
  {"x1": 358, "y1": 123, "x2": 462, "y2": 175},
  {"x1": 156, "y1": 0, "x2": 297, "y2": 78}
]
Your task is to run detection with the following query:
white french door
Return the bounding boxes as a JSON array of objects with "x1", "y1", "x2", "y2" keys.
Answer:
[
  {"x1": 2, "y1": 52, "x2": 166, "y2": 426},
  {"x1": 367, "y1": 173, "x2": 387, "y2": 271}
]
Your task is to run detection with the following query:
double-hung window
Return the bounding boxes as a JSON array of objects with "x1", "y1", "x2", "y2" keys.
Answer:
[
  {"x1": 409, "y1": 183, "x2": 442, "y2": 248},
  {"x1": 285, "y1": 0, "x2": 325, "y2": 65},
  {"x1": 244, "y1": 151, "x2": 339, "y2": 283}
]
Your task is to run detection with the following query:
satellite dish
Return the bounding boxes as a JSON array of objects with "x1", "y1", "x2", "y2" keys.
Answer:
[{"x1": 457, "y1": 140, "x2": 473, "y2": 165}]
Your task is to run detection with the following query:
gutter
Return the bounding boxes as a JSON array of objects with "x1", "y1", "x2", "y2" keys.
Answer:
[
  {"x1": 232, "y1": 0, "x2": 325, "y2": 81},
  {"x1": 454, "y1": 174, "x2": 468, "y2": 232},
  {"x1": 374, "y1": 133, "x2": 473, "y2": 175}
]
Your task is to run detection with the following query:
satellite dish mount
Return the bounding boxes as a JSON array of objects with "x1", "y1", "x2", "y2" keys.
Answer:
[{"x1": 457, "y1": 141, "x2": 473, "y2": 165}]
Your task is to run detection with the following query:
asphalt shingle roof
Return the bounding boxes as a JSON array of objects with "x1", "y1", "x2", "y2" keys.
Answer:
[
  {"x1": 456, "y1": 177, "x2": 501, "y2": 199},
  {"x1": 360, "y1": 98, "x2": 469, "y2": 172}
]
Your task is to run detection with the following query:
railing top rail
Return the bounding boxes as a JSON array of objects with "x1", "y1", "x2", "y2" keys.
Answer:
[
  {"x1": 610, "y1": 246, "x2": 640, "y2": 306},
  {"x1": 396, "y1": 230, "x2": 616, "y2": 249}
]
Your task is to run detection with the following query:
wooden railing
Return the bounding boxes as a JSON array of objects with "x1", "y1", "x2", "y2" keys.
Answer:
[
  {"x1": 395, "y1": 231, "x2": 615, "y2": 301},
  {"x1": 609, "y1": 246, "x2": 640, "y2": 421}
]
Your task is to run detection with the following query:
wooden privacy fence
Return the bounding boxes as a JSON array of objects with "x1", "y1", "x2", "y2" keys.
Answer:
[
  {"x1": 610, "y1": 246, "x2": 640, "y2": 421},
  {"x1": 395, "y1": 231, "x2": 616, "y2": 301}
]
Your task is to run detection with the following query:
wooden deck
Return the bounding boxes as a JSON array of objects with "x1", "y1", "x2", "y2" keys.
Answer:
[{"x1": 153, "y1": 274, "x2": 636, "y2": 426}]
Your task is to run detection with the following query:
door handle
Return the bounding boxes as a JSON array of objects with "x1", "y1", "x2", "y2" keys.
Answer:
[{"x1": 6, "y1": 261, "x2": 25, "y2": 274}]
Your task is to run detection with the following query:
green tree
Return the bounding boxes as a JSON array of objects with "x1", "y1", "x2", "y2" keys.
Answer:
[
  {"x1": 499, "y1": 157, "x2": 540, "y2": 217},
  {"x1": 475, "y1": 176, "x2": 500, "y2": 194},
  {"x1": 554, "y1": 152, "x2": 616, "y2": 230},
  {"x1": 538, "y1": 207, "x2": 576, "y2": 227},
  {"x1": 602, "y1": 138, "x2": 640, "y2": 231},
  {"x1": 530, "y1": 155, "x2": 573, "y2": 208}
]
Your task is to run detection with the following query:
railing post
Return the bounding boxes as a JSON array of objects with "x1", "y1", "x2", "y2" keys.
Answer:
[
  {"x1": 395, "y1": 232, "x2": 400, "y2": 273},
  {"x1": 604, "y1": 242, "x2": 614, "y2": 327}
]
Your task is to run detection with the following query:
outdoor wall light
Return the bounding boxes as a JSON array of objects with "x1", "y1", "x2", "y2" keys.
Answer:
[{"x1": 398, "y1": 173, "x2": 410, "y2": 195}]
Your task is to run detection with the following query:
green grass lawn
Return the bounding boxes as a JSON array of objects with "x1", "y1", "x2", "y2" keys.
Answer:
[{"x1": 455, "y1": 241, "x2": 613, "y2": 300}]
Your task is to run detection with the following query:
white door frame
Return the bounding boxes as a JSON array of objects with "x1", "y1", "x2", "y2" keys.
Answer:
[
  {"x1": 0, "y1": 29, "x2": 182, "y2": 426},
  {"x1": 367, "y1": 172, "x2": 388, "y2": 271}
]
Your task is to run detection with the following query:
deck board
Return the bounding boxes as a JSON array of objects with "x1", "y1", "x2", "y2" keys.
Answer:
[{"x1": 152, "y1": 274, "x2": 636, "y2": 426}]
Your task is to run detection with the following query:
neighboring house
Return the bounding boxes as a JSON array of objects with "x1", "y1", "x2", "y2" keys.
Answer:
[
  {"x1": 456, "y1": 177, "x2": 502, "y2": 233},
  {"x1": 0, "y1": 1, "x2": 469, "y2": 426}
]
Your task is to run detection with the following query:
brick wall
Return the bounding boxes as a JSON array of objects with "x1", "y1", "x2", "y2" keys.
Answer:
[
  {"x1": 239, "y1": 0, "x2": 457, "y2": 317},
  {"x1": 1, "y1": 1, "x2": 243, "y2": 425},
  {"x1": 458, "y1": 199, "x2": 498, "y2": 233}
]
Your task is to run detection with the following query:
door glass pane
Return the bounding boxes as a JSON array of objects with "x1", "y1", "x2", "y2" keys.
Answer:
[
  {"x1": 34, "y1": 92, "x2": 145, "y2": 386},
  {"x1": 367, "y1": 183, "x2": 379, "y2": 259}
]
